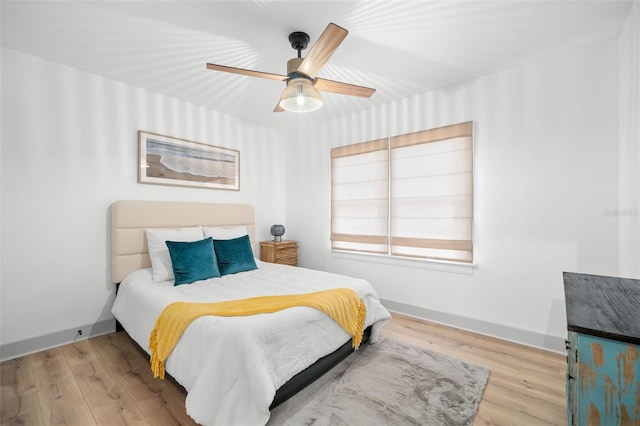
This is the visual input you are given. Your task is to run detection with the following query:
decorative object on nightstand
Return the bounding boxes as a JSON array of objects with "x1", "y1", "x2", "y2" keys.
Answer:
[
  {"x1": 260, "y1": 240, "x2": 298, "y2": 266},
  {"x1": 270, "y1": 224, "x2": 285, "y2": 242}
]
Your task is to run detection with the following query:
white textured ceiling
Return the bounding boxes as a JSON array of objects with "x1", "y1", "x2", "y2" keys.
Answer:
[{"x1": 1, "y1": 1, "x2": 634, "y2": 129}]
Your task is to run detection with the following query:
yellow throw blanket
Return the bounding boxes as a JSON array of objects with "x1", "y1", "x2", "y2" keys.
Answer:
[{"x1": 149, "y1": 288, "x2": 366, "y2": 379}]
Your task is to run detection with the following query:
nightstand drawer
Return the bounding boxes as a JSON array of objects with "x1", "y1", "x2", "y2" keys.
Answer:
[{"x1": 260, "y1": 240, "x2": 298, "y2": 266}]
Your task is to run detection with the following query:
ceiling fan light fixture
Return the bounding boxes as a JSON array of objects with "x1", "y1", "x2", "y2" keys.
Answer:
[{"x1": 278, "y1": 78, "x2": 322, "y2": 112}]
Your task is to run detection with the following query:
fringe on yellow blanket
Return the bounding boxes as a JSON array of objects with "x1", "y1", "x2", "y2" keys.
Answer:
[{"x1": 148, "y1": 288, "x2": 366, "y2": 379}]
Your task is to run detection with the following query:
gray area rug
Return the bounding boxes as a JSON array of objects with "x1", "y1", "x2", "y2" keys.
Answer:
[{"x1": 268, "y1": 336, "x2": 490, "y2": 426}]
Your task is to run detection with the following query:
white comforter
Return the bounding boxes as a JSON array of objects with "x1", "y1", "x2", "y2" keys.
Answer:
[{"x1": 111, "y1": 261, "x2": 390, "y2": 426}]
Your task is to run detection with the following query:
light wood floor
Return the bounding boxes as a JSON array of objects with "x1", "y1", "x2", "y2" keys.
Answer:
[{"x1": 1, "y1": 312, "x2": 567, "y2": 425}]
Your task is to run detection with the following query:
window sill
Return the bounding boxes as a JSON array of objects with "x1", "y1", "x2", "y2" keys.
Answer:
[{"x1": 331, "y1": 250, "x2": 476, "y2": 275}]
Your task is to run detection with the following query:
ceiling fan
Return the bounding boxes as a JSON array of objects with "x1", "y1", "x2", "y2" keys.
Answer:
[{"x1": 206, "y1": 23, "x2": 376, "y2": 113}]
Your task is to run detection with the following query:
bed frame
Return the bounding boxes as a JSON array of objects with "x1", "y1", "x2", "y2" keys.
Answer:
[{"x1": 110, "y1": 199, "x2": 369, "y2": 409}]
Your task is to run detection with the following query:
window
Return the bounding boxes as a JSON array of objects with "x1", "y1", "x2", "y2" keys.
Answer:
[{"x1": 331, "y1": 121, "x2": 474, "y2": 263}]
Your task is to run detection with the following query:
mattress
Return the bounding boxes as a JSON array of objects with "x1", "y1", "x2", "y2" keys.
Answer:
[{"x1": 111, "y1": 260, "x2": 390, "y2": 426}]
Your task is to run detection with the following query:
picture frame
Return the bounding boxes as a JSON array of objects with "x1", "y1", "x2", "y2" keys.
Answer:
[{"x1": 138, "y1": 131, "x2": 240, "y2": 191}]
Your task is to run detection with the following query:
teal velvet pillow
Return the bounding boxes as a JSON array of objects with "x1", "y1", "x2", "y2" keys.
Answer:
[
  {"x1": 212, "y1": 235, "x2": 258, "y2": 276},
  {"x1": 166, "y1": 237, "x2": 220, "y2": 285}
]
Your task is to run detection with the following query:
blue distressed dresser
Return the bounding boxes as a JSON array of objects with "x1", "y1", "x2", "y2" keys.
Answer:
[{"x1": 563, "y1": 272, "x2": 640, "y2": 425}]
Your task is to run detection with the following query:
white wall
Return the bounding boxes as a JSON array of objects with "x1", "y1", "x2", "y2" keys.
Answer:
[
  {"x1": 0, "y1": 48, "x2": 287, "y2": 348},
  {"x1": 2, "y1": 8, "x2": 637, "y2": 357},
  {"x1": 285, "y1": 38, "x2": 624, "y2": 352},
  {"x1": 619, "y1": 1, "x2": 640, "y2": 278}
]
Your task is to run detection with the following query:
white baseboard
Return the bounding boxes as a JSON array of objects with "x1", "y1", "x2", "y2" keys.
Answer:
[
  {"x1": 0, "y1": 319, "x2": 116, "y2": 362},
  {"x1": 381, "y1": 299, "x2": 566, "y2": 354},
  {"x1": 0, "y1": 304, "x2": 566, "y2": 362}
]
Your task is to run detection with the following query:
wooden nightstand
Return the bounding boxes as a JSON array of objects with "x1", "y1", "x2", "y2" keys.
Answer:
[{"x1": 260, "y1": 240, "x2": 298, "y2": 266}]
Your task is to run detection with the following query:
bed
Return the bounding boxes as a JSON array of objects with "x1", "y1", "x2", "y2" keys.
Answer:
[{"x1": 109, "y1": 200, "x2": 391, "y2": 426}]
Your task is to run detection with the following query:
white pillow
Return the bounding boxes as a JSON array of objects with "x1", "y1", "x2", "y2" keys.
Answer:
[
  {"x1": 202, "y1": 226, "x2": 248, "y2": 240},
  {"x1": 145, "y1": 227, "x2": 204, "y2": 282}
]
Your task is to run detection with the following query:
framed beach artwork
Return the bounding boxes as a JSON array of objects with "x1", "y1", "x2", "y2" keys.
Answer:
[{"x1": 138, "y1": 131, "x2": 240, "y2": 191}]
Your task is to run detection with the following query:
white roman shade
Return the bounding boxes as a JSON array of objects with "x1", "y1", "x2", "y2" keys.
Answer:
[
  {"x1": 331, "y1": 138, "x2": 389, "y2": 254},
  {"x1": 390, "y1": 122, "x2": 473, "y2": 262},
  {"x1": 330, "y1": 121, "x2": 474, "y2": 263}
]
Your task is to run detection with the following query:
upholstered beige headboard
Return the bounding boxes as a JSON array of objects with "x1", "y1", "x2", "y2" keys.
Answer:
[{"x1": 111, "y1": 200, "x2": 255, "y2": 283}]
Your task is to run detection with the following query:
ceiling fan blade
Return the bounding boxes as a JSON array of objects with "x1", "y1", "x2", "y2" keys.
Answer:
[
  {"x1": 206, "y1": 63, "x2": 287, "y2": 82},
  {"x1": 297, "y1": 23, "x2": 348, "y2": 78},
  {"x1": 314, "y1": 78, "x2": 376, "y2": 98}
]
